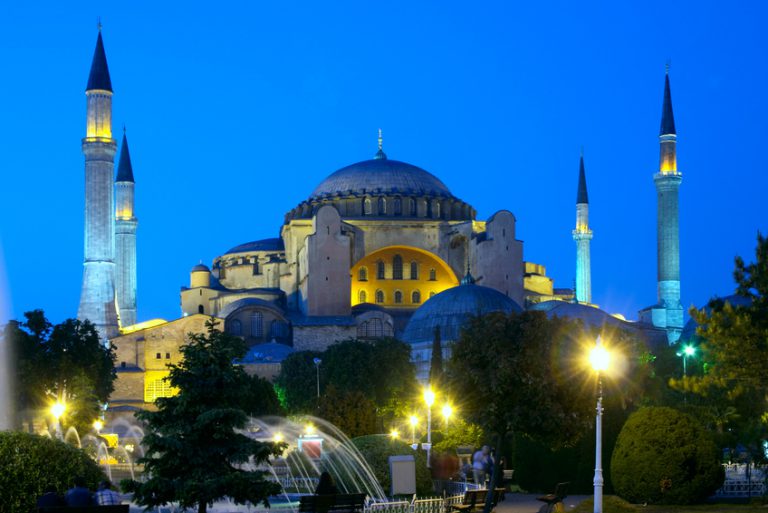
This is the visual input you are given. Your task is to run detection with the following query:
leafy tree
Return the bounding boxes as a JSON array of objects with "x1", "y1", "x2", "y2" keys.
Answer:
[
  {"x1": 275, "y1": 350, "x2": 323, "y2": 412},
  {"x1": 432, "y1": 418, "x2": 485, "y2": 454},
  {"x1": 123, "y1": 319, "x2": 284, "y2": 513},
  {"x1": 0, "y1": 431, "x2": 106, "y2": 513},
  {"x1": 447, "y1": 311, "x2": 598, "y2": 513},
  {"x1": 4, "y1": 310, "x2": 115, "y2": 433},
  {"x1": 611, "y1": 407, "x2": 723, "y2": 504},
  {"x1": 317, "y1": 385, "x2": 377, "y2": 438},
  {"x1": 429, "y1": 326, "x2": 444, "y2": 386}
]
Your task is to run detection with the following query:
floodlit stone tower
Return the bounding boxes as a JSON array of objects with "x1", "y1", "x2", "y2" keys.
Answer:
[
  {"x1": 652, "y1": 67, "x2": 684, "y2": 343},
  {"x1": 77, "y1": 28, "x2": 119, "y2": 340},
  {"x1": 115, "y1": 129, "x2": 137, "y2": 327},
  {"x1": 572, "y1": 152, "x2": 593, "y2": 304}
]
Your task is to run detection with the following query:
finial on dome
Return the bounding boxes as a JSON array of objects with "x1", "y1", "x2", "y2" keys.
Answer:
[
  {"x1": 460, "y1": 263, "x2": 476, "y2": 285},
  {"x1": 374, "y1": 128, "x2": 387, "y2": 160}
]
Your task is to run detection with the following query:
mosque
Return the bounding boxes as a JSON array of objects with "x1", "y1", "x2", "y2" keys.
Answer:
[{"x1": 73, "y1": 30, "x2": 683, "y2": 411}]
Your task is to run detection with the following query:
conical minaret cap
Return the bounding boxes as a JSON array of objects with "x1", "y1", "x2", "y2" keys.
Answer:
[
  {"x1": 660, "y1": 71, "x2": 676, "y2": 136},
  {"x1": 86, "y1": 31, "x2": 113, "y2": 92},
  {"x1": 116, "y1": 131, "x2": 134, "y2": 182},
  {"x1": 576, "y1": 153, "x2": 589, "y2": 204}
]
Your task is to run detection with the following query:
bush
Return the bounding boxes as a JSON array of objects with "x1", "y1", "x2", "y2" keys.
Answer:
[
  {"x1": 611, "y1": 407, "x2": 724, "y2": 504},
  {"x1": 351, "y1": 435, "x2": 433, "y2": 496},
  {"x1": 571, "y1": 496, "x2": 639, "y2": 513},
  {"x1": 0, "y1": 431, "x2": 106, "y2": 513}
]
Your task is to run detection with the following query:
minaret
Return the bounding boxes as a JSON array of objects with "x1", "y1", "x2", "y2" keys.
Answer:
[
  {"x1": 572, "y1": 151, "x2": 593, "y2": 304},
  {"x1": 77, "y1": 28, "x2": 119, "y2": 340},
  {"x1": 115, "y1": 129, "x2": 138, "y2": 328},
  {"x1": 653, "y1": 67, "x2": 683, "y2": 343}
]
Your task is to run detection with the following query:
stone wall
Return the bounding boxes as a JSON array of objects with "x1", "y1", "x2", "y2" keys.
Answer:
[{"x1": 293, "y1": 325, "x2": 356, "y2": 352}]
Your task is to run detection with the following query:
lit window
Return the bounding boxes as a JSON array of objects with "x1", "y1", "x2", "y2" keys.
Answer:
[
  {"x1": 359, "y1": 290, "x2": 367, "y2": 303},
  {"x1": 412, "y1": 290, "x2": 421, "y2": 304},
  {"x1": 375, "y1": 290, "x2": 384, "y2": 304},
  {"x1": 393, "y1": 255, "x2": 403, "y2": 280},
  {"x1": 394, "y1": 290, "x2": 403, "y2": 304},
  {"x1": 363, "y1": 198, "x2": 372, "y2": 215},
  {"x1": 410, "y1": 261, "x2": 419, "y2": 280},
  {"x1": 359, "y1": 267, "x2": 368, "y2": 281}
]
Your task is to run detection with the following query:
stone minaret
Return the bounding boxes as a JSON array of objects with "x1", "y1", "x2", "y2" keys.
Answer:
[
  {"x1": 572, "y1": 152, "x2": 593, "y2": 304},
  {"x1": 77, "y1": 29, "x2": 119, "y2": 340},
  {"x1": 653, "y1": 68, "x2": 683, "y2": 343},
  {"x1": 115, "y1": 130, "x2": 137, "y2": 327}
]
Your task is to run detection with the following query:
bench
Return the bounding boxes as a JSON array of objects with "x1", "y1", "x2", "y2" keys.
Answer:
[
  {"x1": 535, "y1": 482, "x2": 569, "y2": 513},
  {"x1": 39, "y1": 506, "x2": 129, "y2": 513},
  {"x1": 451, "y1": 488, "x2": 505, "y2": 513},
  {"x1": 298, "y1": 493, "x2": 366, "y2": 513}
]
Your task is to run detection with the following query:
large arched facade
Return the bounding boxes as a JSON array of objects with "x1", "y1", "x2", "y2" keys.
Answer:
[{"x1": 350, "y1": 245, "x2": 459, "y2": 308}]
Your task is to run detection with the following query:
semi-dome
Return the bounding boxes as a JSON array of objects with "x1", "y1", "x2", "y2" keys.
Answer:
[
  {"x1": 309, "y1": 157, "x2": 454, "y2": 200},
  {"x1": 402, "y1": 280, "x2": 522, "y2": 345}
]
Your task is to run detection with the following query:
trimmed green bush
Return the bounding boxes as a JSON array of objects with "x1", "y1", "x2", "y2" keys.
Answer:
[
  {"x1": 571, "y1": 496, "x2": 639, "y2": 513},
  {"x1": 0, "y1": 431, "x2": 106, "y2": 513},
  {"x1": 351, "y1": 435, "x2": 433, "y2": 496},
  {"x1": 611, "y1": 407, "x2": 724, "y2": 504}
]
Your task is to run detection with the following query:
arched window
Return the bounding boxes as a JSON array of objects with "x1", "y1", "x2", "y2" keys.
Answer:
[
  {"x1": 363, "y1": 198, "x2": 372, "y2": 215},
  {"x1": 357, "y1": 318, "x2": 383, "y2": 339},
  {"x1": 429, "y1": 268, "x2": 437, "y2": 281},
  {"x1": 392, "y1": 255, "x2": 403, "y2": 280},
  {"x1": 394, "y1": 197, "x2": 402, "y2": 215},
  {"x1": 252, "y1": 259, "x2": 260, "y2": 275},
  {"x1": 230, "y1": 319, "x2": 242, "y2": 336},
  {"x1": 409, "y1": 199, "x2": 417, "y2": 216},
  {"x1": 358, "y1": 267, "x2": 368, "y2": 281},
  {"x1": 198, "y1": 304, "x2": 205, "y2": 314},
  {"x1": 378, "y1": 197, "x2": 386, "y2": 215},
  {"x1": 412, "y1": 290, "x2": 421, "y2": 304},
  {"x1": 375, "y1": 290, "x2": 384, "y2": 304},
  {"x1": 394, "y1": 290, "x2": 403, "y2": 304},
  {"x1": 435, "y1": 201, "x2": 441, "y2": 218},
  {"x1": 251, "y1": 312, "x2": 264, "y2": 338},
  {"x1": 410, "y1": 261, "x2": 419, "y2": 280},
  {"x1": 377, "y1": 260, "x2": 385, "y2": 279},
  {"x1": 270, "y1": 320, "x2": 288, "y2": 339},
  {"x1": 359, "y1": 290, "x2": 367, "y2": 303}
]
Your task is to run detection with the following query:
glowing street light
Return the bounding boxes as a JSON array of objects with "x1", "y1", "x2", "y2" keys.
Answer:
[
  {"x1": 50, "y1": 401, "x2": 66, "y2": 421},
  {"x1": 305, "y1": 423, "x2": 316, "y2": 436},
  {"x1": 389, "y1": 429, "x2": 399, "y2": 440},
  {"x1": 441, "y1": 404, "x2": 453, "y2": 426},
  {"x1": 273, "y1": 432, "x2": 284, "y2": 443},
  {"x1": 93, "y1": 420, "x2": 104, "y2": 432},
  {"x1": 676, "y1": 344, "x2": 696, "y2": 376},
  {"x1": 589, "y1": 336, "x2": 611, "y2": 513},
  {"x1": 409, "y1": 415, "x2": 419, "y2": 446}
]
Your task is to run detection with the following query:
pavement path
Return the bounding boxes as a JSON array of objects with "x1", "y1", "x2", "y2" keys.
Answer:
[{"x1": 495, "y1": 494, "x2": 590, "y2": 513}]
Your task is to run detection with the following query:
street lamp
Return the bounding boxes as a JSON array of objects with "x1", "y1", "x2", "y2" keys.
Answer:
[
  {"x1": 389, "y1": 429, "x2": 399, "y2": 440},
  {"x1": 313, "y1": 358, "x2": 322, "y2": 399},
  {"x1": 441, "y1": 404, "x2": 453, "y2": 427},
  {"x1": 409, "y1": 415, "x2": 419, "y2": 447},
  {"x1": 50, "y1": 401, "x2": 66, "y2": 436},
  {"x1": 93, "y1": 419, "x2": 103, "y2": 433},
  {"x1": 589, "y1": 337, "x2": 610, "y2": 513},
  {"x1": 423, "y1": 387, "x2": 435, "y2": 467},
  {"x1": 676, "y1": 344, "x2": 696, "y2": 376}
]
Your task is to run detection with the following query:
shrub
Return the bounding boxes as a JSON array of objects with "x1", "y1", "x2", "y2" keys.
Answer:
[
  {"x1": 611, "y1": 407, "x2": 724, "y2": 504},
  {"x1": 571, "y1": 496, "x2": 639, "y2": 513},
  {"x1": 0, "y1": 431, "x2": 106, "y2": 513},
  {"x1": 351, "y1": 435, "x2": 433, "y2": 496}
]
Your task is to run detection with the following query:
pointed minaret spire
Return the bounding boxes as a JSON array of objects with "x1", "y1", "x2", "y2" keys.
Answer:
[
  {"x1": 573, "y1": 150, "x2": 593, "y2": 304},
  {"x1": 116, "y1": 130, "x2": 134, "y2": 183},
  {"x1": 660, "y1": 63, "x2": 676, "y2": 136},
  {"x1": 374, "y1": 128, "x2": 387, "y2": 160},
  {"x1": 86, "y1": 29, "x2": 113, "y2": 92}
]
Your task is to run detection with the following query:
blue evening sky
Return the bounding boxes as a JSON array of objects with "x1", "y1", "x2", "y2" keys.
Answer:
[{"x1": 0, "y1": 1, "x2": 766, "y2": 325}]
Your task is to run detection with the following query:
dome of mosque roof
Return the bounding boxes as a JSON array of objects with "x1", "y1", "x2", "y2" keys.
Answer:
[
  {"x1": 402, "y1": 281, "x2": 522, "y2": 345},
  {"x1": 529, "y1": 301, "x2": 629, "y2": 329},
  {"x1": 191, "y1": 263, "x2": 210, "y2": 272},
  {"x1": 225, "y1": 237, "x2": 284, "y2": 255},
  {"x1": 309, "y1": 157, "x2": 454, "y2": 200}
]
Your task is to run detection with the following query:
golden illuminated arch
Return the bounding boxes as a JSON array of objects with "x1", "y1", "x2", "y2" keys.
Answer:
[{"x1": 351, "y1": 246, "x2": 459, "y2": 308}]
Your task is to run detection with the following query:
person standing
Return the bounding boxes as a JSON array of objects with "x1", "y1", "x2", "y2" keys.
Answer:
[
  {"x1": 94, "y1": 480, "x2": 122, "y2": 505},
  {"x1": 472, "y1": 445, "x2": 491, "y2": 486}
]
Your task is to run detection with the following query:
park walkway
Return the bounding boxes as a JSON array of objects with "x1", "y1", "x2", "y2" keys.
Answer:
[{"x1": 494, "y1": 494, "x2": 589, "y2": 513}]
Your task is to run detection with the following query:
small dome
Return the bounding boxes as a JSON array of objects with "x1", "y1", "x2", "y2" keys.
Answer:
[
  {"x1": 191, "y1": 263, "x2": 210, "y2": 272},
  {"x1": 402, "y1": 283, "x2": 522, "y2": 345},
  {"x1": 240, "y1": 341, "x2": 295, "y2": 363},
  {"x1": 310, "y1": 158, "x2": 454, "y2": 200}
]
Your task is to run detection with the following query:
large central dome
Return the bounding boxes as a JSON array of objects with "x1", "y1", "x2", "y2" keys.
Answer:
[{"x1": 309, "y1": 155, "x2": 454, "y2": 200}]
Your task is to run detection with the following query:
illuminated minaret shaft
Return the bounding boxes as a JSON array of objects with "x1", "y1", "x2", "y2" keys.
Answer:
[
  {"x1": 77, "y1": 29, "x2": 119, "y2": 340},
  {"x1": 654, "y1": 68, "x2": 683, "y2": 343},
  {"x1": 573, "y1": 152, "x2": 593, "y2": 304},
  {"x1": 115, "y1": 130, "x2": 137, "y2": 327}
]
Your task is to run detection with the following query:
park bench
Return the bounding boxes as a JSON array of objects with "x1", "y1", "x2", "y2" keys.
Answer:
[
  {"x1": 451, "y1": 488, "x2": 505, "y2": 513},
  {"x1": 39, "y1": 506, "x2": 129, "y2": 513},
  {"x1": 298, "y1": 493, "x2": 366, "y2": 513},
  {"x1": 535, "y1": 482, "x2": 569, "y2": 513}
]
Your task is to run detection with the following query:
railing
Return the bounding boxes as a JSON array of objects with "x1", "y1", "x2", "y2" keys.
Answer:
[
  {"x1": 412, "y1": 497, "x2": 447, "y2": 513},
  {"x1": 715, "y1": 464, "x2": 766, "y2": 498},
  {"x1": 365, "y1": 500, "x2": 411, "y2": 513},
  {"x1": 433, "y1": 480, "x2": 482, "y2": 496}
]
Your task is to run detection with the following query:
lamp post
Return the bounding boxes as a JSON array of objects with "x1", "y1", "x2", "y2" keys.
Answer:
[
  {"x1": 589, "y1": 337, "x2": 610, "y2": 513},
  {"x1": 313, "y1": 358, "x2": 322, "y2": 399},
  {"x1": 677, "y1": 344, "x2": 695, "y2": 377},
  {"x1": 409, "y1": 415, "x2": 419, "y2": 448},
  {"x1": 423, "y1": 387, "x2": 435, "y2": 468}
]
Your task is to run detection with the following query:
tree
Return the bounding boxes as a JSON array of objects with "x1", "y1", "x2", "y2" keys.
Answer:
[
  {"x1": 611, "y1": 407, "x2": 723, "y2": 504},
  {"x1": 274, "y1": 350, "x2": 323, "y2": 412},
  {"x1": 429, "y1": 326, "x2": 444, "y2": 386},
  {"x1": 317, "y1": 385, "x2": 377, "y2": 438},
  {"x1": 447, "y1": 311, "x2": 597, "y2": 513},
  {"x1": 4, "y1": 310, "x2": 116, "y2": 433},
  {"x1": 123, "y1": 319, "x2": 284, "y2": 513}
]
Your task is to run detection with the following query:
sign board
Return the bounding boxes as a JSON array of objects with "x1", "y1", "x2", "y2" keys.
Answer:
[{"x1": 389, "y1": 454, "x2": 416, "y2": 495}]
